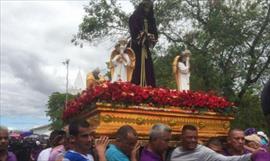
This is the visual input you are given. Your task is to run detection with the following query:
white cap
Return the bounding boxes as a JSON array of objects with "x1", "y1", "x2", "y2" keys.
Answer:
[
  {"x1": 257, "y1": 131, "x2": 269, "y2": 141},
  {"x1": 245, "y1": 134, "x2": 261, "y2": 145},
  {"x1": 36, "y1": 140, "x2": 40, "y2": 145}
]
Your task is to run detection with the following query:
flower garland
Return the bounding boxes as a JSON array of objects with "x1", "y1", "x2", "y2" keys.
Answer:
[{"x1": 63, "y1": 81, "x2": 235, "y2": 120}]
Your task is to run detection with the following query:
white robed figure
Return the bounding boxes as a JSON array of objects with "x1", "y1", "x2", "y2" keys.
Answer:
[
  {"x1": 110, "y1": 38, "x2": 136, "y2": 82},
  {"x1": 173, "y1": 49, "x2": 191, "y2": 91}
]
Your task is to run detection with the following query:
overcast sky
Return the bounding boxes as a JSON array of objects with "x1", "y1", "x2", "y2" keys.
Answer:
[{"x1": 0, "y1": 1, "x2": 122, "y2": 130}]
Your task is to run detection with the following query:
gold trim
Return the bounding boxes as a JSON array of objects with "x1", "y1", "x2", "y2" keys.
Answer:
[{"x1": 78, "y1": 103, "x2": 234, "y2": 141}]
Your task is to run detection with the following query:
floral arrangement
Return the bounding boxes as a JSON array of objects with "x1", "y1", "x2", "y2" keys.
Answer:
[{"x1": 63, "y1": 81, "x2": 235, "y2": 120}]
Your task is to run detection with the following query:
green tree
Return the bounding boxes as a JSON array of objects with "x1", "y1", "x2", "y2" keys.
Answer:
[
  {"x1": 231, "y1": 90, "x2": 268, "y2": 133},
  {"x1": 74, "y1": 0, "x2": 270, "y2": 130},
  {"x1": 46, "y1": 92, "x2": 76, "y2": 129}
]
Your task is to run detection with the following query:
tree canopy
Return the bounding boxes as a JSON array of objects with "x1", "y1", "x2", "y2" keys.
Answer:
[{"x1": 46, "y1": 92, "x2": 75, "y2": 129}]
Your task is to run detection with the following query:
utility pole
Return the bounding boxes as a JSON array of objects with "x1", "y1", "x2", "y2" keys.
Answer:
[{"x1": 62, "y1": 59, "x2": 70, "y2": 109}]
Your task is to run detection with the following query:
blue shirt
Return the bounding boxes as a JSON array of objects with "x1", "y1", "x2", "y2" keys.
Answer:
[
  {"x1": 105, "y1": 144, "x2": 130, "y2": 161},
  {"x1": 63, "y1": 150, "x2": 94, "y2": 161}
]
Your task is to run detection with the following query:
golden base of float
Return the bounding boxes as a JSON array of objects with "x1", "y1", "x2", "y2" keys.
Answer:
[{"x1": 74, "y1": 102, "x2": 233, "y2": 142}]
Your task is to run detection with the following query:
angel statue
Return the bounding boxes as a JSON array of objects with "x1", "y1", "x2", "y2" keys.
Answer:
[
  {"x1": 86, "y1": 68, "x2": 106, "y2": 88},
  {"x1": 173, "y1": 49, "x2": 191, "y2": 91},
  {"x1": 110, "y1": 38, "x2": 136, "y2": 82}
]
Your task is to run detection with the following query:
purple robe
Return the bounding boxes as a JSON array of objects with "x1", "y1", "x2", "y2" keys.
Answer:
[
  {"x1": 128, "y1": 3, "x2": 158, "y2": 87},
  {"x1": 140, "y1": 148, "x2": 163, "y2": 161},
  {"x1": 7, "y1": 152, "x2": 17, "y2": 161},
  {"x1": 252, "y1": 151, "x2": 270, "y2": 161}
]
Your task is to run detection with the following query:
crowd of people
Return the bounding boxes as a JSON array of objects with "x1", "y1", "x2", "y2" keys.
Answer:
[
  {"x1": 0, "y1": 127, "x2": 50, "y2": 161},
  {"x1": 1, "y1": 121, "x2": 270, "y2": 161}
]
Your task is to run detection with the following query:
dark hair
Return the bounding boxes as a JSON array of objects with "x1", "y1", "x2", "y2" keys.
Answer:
[
  {"x1": 227, "y1": 128, "x2": 243, "y2": 137},
  {"x1": 130, "y1": 1, "x2": 158, "y2": 38},
  {"x1": 49, "y1": 130, "x2": 66, "y2": 147},
  {"x1": 182, "y1": 125, "x2": 197, "y2": 133},
  {"x1": 115, "y1": 125, "x2": 137, "y2": 141},
  {"x1": 135, "y1": 2, "x2": 154, "y2": 19},
  {"x1": 244, "y1": 128, "x2": 257, "y2": 136},
  {"x1": 69, "y1": 120, "x2": 90, "y2": 136},
  {"x1": 206, "y1": 137, "x2": 222, "y2": 147}
]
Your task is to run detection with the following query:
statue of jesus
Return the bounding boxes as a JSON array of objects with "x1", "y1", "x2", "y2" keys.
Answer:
[{"x1": 128, "y1": 0, "x2": 158, "y2": 87}]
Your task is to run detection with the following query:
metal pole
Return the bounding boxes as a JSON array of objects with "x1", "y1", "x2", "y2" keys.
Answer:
[{"x1": 64, "y1": 59, "x2": 70, "y2": 109}]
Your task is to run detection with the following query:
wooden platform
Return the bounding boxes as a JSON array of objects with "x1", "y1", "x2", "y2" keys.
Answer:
[{"x1": 72, "y1": 103, "x2": 234, "y2": 141}]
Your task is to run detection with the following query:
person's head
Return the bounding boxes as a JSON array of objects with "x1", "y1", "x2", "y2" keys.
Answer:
[
  {"x1": 227, "y1": 128, "x2": 245, "y2": 153},
  {"x1": 115, "y1": 38, "x2": 128, "y2": 54},
  {"x1": 49, "y1": 130, "x2": 66, "y2": 147},
  {"x1": 149, "y1": 124, "x2": 172, "y2": 154},
  {"x1": 245, "y1": 134, "x2": 261, "y2": 150},
  {"x1": 181, "y1": 125, "x2": 198, "y2": 150},
  {"x1": 141, "y1": 0, "x2": 153, "y2": 14},
  {"x1": 0, "y1": 126, "x2": 9, "y2": 152},
  {"x1": 244, "y1": 128, "x2": 257, "y2": 136},
  {"x1": 92, "y1": 68, "x2": 101, "y2": 79},
  {"x1": 136, "y1": 0, "x2": 154, "y2": 18},
  {"x1": 69, "y1": 120, "x2": 93, "y2": 155},
  {"x1": 179, "y1": 54, "x2": 187, "y2": 62},
  {"x1": 206, "y1": 137, "x2": 224, "y2": 154},
  {"x1": 179, "y1": 49, "x2": 190, "y2": 62},
  {"x1": 257, "y1": 131, "x2": 269, "y2": 146},
  {"x1": 61, "y1": 126, "x2": 74, "y2": 151},
  {"x1": 115, "y1": 125, "x2": 138, "y2": 156}
]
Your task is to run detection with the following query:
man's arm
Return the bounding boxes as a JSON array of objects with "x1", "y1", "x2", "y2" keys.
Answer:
[
  {"x1": 202, "y1": 146, "x2": 252, "y2": 161},
  {"x1": 209, "y1": 153, "x2": 251, "y2": 161},
  {"x1": 107, "y1": 154, "x2": 130, "y2": 161}
]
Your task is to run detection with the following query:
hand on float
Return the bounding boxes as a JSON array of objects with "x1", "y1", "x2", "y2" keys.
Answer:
[
  {"x1": 95, "y1": 136, "x2": 109, "y2": 161},
  {"x1": 131, "y1": 141, "x2": 141, "y2": 161}
]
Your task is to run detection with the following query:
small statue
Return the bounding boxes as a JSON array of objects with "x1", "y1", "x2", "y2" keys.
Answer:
[
  {"x1": 110, "y1": 38, "x2": 136, "y2": 82},
  {"x1": 173, "y1": 49, "x2": 191, "y2": 91},
  {"x1": 86, "y1": 68, "x2": 106, "y2": 88}
]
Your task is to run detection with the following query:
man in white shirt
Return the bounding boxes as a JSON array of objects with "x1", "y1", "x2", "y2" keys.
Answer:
[
  {"x1": 37, "y1": 130, "x2": 66, "y2": 161},
  {"x1": 37, "y1": 147, "x2": 52, "y2": 161},
  {"x1": 170, "y1": 125, "x2": 252, "y2": 161}
]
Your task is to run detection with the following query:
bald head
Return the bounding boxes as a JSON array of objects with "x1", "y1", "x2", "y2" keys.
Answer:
[
  {"x1": 228, "y1": 128, "x2": 244, "y2": 137},
  {"x1": 0, "y1": 126, "x2": 9, "y2": 151},
  {"x1": 227, "y1": 128, "x2": 245, "y2": 154}
]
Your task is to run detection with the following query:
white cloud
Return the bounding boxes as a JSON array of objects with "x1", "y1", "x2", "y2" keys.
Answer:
[{"x1": 0, "y1": 1, "x2": 114, "y2": 129}]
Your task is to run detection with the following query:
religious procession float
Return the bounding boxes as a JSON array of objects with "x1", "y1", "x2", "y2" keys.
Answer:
[
  {"x1": 63, "y1": 81, "x2": 235, "y2": 141},
  {"x1": 63, "y1": 0, "x2": 236, "y2": 141}
]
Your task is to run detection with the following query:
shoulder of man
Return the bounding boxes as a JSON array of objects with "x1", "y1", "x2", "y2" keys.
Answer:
[
  {"x1": 170, "y1": 145, "x2": 205, "y2": 156},
  {"x1": 7, "y1": 151, "x2": 17, "y2": 161},
  {"x1": 106, "y1": 144, "x2": 130, "y2": 161},
  {"x1": 37, "y1": 148, "x2": 52, "y2": 161},
  {"x1": 162, "y1": 146, "x2": 176, "y2": 161},
  {"x1": 64, "y1": 151, "x2": 92, "y2": 161}
]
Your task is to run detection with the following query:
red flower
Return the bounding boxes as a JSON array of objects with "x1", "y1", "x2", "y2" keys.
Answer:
[{"x1": 62, "y1": 82, "x2": 235, "y2": 120}]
